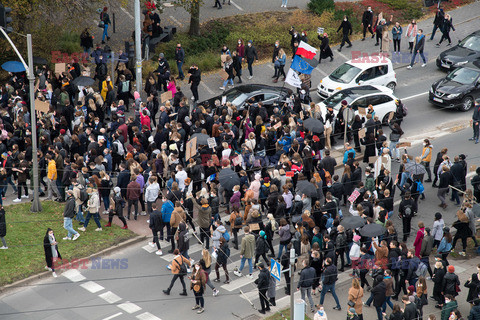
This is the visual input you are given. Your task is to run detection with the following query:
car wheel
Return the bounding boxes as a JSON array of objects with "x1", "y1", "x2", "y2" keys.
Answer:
[
  {"x1": 386, "y1": 82, "x2": 396, "y2": 91},
  {"x1": 382, "y1": 112, "x2": 393, "y2": 125},
  {"x1": 459, "y1": 96, "x2": 473, "y2": 112}
]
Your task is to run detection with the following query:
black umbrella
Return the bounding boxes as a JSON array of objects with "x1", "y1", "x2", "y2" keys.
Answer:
[
  {"x1": 33, "y1": 56, "x2": 48, "y2": 65},
  {"x1": 404, "y1": 162, "x2": 427, "y2": 176},
  {"x1": 303, "y1": 117, "x2": 324, "y2": 134},
  {"x1": 218, "y1": 168, "x2": 240, "y2": 191},
  {"x1": 191, "y1": 133, "x2": 210, "y2": 146},
  {"x1": 295, "y1": 180, "x2": 317, "y2": 198},
  {"x1": 71, "y1": 76, "x2": 95, "y2": 87},
  {"x1": 340, "y1": 216, "x2": 366, "y2": 230},
  {"x1": 359, "y1": 223, "x2": 386, "y2": 237}
]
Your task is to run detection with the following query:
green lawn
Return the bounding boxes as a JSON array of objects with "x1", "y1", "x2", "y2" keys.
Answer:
[
  {"x1": 0, "y1": 201, "x2": 135, "y2": 286},
  {"x1": 265, "y1": 308, "x2": 312, "y2": 320}
]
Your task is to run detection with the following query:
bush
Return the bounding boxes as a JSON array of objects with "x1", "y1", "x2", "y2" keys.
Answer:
[
  {"x1": 57, "y1": 31, "x2": 82, "y2": 54},
  {"x1": 308, "y1": 0, "x2": 335, "y2": 16}
]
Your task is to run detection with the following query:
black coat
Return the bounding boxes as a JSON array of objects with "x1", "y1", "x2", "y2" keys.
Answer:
[
  {"x1": 255, "y1": 268, "x2": 270, "y2": 290},
  {"x1": 372, "y1": 280, "x2": 387, "y2": 307},
  {"x1": 337, "y1": 20, "x2": 353, "y2": 35},
  {"x1": 318, "y1": 36, "x2": 333, "y2": 59},
  {"x1": 0, "y1": 208, "x2": 5, "y2": 237},
  {"x1": 43, "y1": 228, "x2": 62, "y2": 268},
  {"x1": 465, "y1": 273, "x2": 480, "y2": 303}
]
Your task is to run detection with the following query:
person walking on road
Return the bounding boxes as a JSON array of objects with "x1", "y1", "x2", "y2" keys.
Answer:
[
  {"x1": 148, "y1": 203, "x2": 163, "y2": 256},
  {"x1": 232, "y1": 51, "x2": 243, "y2": 84},
  {"x1": 319, "y1": 257, "x2": 342, "y2": 310},
  {"x1": 431, "y1": 8, "x2": 445, "y2": 41},
  {"x1": 298, "y1": 259, "x2": 316, "y2": 313},
  {"x1": 348, "y1": 278, "x2": 364, "y2": 320},
  {"x1": 436, "y1": 14, "x2": 455, "y2": 47},
  {"x1": 214, "y1": 237, "x2": 230, "y2": 284},
  {"x1": 78, "y1": 188, "x2": 102, "y2": 232},
  {"x1": 420, "y1": 139, "x2": 433, "y2": 182},
  {"x1": 100, "y1": 7, "x2": 111, "y2": 44},
  {"x1": 407, "y1": 29, "x2": 426, "y2": 69},
  {"x1": 43, "y1": 228, "x2": 61, "y2": 277},
  {"x1": 190, "y1": 262, "x2": 206, "y2": 314},
  {"x1": 469, "y1": 101, "x2": 480, "y2": 144},
  {"x1": 163, "y1": 248, "x2": 191, "y2": 296},
  {"x1": 361, "y1": 7, "x2": 374, "y2": 40},
  {"x1": 245, "y1": 40, "x2": 258, "y2": 80},
  {"x1": 337, "y1": 16, "x2": 353, "y2": 52},
  {"x1": 234, "y1": 226, "x2": 256, "y2": 278},
  {"x1": 188, "y1": 64, "x2": 201, "y2": 102},
  {"x1": 318, "y1": 33, "x2": 334, "y2": 63},
  {"x1": 255, "y1": 262, "x2": 271, "y2": 314},
  {"x1": 106, "y1": 187, "x2": 128, "y2": 229},
  {"x1": 63, "y1": 190, "x2": 80, "y2": 241},
  {"x1": 405, "y1": 20, "x2": 418, "y2": 54},
  {"x1": 273, "y1": 48, "x2": 286, "y2": 83}
]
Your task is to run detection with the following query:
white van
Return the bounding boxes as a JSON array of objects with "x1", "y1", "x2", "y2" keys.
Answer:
[{"x1": 317, "y1": 58, "x2": 397, "y2": 99}]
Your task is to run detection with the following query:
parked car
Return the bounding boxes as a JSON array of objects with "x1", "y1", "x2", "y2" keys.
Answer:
[
  {"x1": 316, "y1": 85, "x2": 398, "y2": 125},
  {"x1": 198, "y1": 84, "x2": 292, "y2": 111},
  {"x1": 429, "y1": 62, "x2": 480, "y2": 112},
  {"x1": 317, "y1": 58, "x2": 396, "y2": 99},
  {"x1": 436, "y1": 30, "x2": 480, "y2": 71}
]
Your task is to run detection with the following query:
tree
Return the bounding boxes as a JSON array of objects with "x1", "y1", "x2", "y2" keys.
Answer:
[{"x1": 173, "y1": 0, "x2": 203, "y2": 36}]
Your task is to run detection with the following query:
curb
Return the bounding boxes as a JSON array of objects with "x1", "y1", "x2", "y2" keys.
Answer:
[{"x1": 0, "y1": 235, "x2": 146, "y2": 296}]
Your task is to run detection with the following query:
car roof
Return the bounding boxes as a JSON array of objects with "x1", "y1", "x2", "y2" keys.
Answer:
[
  {"x1": 344, "y1": 57, "x2": 393, "y2": 69},
  {"x1": 463, "y1": 60, "x2": 480, "y2": 70},
  {"x1": 334, "y1": 85, "x2": 392, "y2": 98},
  {"x1": 232, "y1": 84, "x2": 288, "y2": 94}
]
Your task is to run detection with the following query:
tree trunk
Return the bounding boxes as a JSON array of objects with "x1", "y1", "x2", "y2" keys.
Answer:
[{"x1": 188, "y1": 1, "x2": 200, "y2": 36}]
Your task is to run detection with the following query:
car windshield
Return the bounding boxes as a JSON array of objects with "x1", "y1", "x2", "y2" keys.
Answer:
[
  {"x1": 445, "y1": 67, "x2": 480, "y2": 85},
  {"x1": 224, "y1": 89, "x2": 248, "y2": 106},
  {"x1": 323, "y1": 90, "x2": 354, "y2": 110},
  {"x1": 329, "y1": 63, "x2": 361, "y2": 84},
  {"x1": 458, "y1": 35, "x2": 480, "y2": 52}
]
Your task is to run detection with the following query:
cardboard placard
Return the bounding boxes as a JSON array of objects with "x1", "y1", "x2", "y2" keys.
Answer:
[
  {"x1": 232, "y1": 155, "x2": 242, "y2": 167},
  {"x1": 221, "y1": 54, "x2": 228, "y2": 63},
  {"x1": 286, "y1": 171, "x2": 294, "y2": 178},
  {"x1": 186, "y1": 136, "x2": 197, "y2": 161},
  {"x1": 301, "y1": 103, "x2": 310, "y2": 111},
  {"x1": 249, "y1": 223, "x2": 260, "y2": 231},
  {"x1": 388, "y1": 111, "x2": 394, "y2": 121},
  {"x1": 348, "y1": 189, "x2": 360, "y2": 203},
  {"x1": 207, "y1": 137, "x2": 217, "y2": 149},
  {"x1": 470, "y1": 165, "x2": 477, "y2": 172},
  {"x1": 221, "y1": 96, "x2": 227, "y2": 105},
  {"x1": 35, "y1": 99, "x2": 50, "y2": 113},
  {"x1": 55, "y1": 63, "x2": 66, "y2": 75},
  {"x1": 219, "y1": 70, "x2": 229, "y2": 81},
  {"x1": 396, "y1": 142, "x2": 412, "y2": 148},
  {"x1": 317, "y1": 27, "x2": 324, "y2": 34},
  {"x1": 369, "y1": 156, "x2": 379, "y2": 164},
  {"x1": 161, "y1": 90, "x2": 172, "y2": 103},
  {"x1": 358, "y1": 107, "x2": 366, "y2": 116},
  {"x1": 273, "y1": 122, "x2": 282, "y2": 130},
  {"x1": 358, "y1": 128, "x2": 366, "y2": 139}
]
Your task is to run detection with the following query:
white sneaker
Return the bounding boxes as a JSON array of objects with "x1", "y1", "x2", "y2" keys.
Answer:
[
  {"x1": 78, "y1": 227, "x2": 86, "y2": 232},
  {"x1": 148, "y1": 242, "x2": 156, "y2": 248},
  {"x1": 141, "y1": 211, "x2": 147, "y2": 216},
  {"x1": 233, "y1": 270, "x2": 242, "y2": 277},
  {"x1": 213, "y1": 289, "x2": 219, "y2": 296},
  {"x1": 63, "y1": 237, "x2": 72, "y2": 240},
  {"x1": 52, "y1": 272, "x2": 57, "y2": 278},
  {"x1": 248, "y1": 76, "x2": 253, "y2": 80},
  {"x1": 21, "y1": 195, "x2": 29, "y2": 198},
  {"x1": 0, "y1": 246, "x2": 8, "y2": 249},
  {"x1": 406, "y1": 65, "x2": 412, "y2": 69},
  {"x1": 72, "y1": 233, "x2": 80, "y2": 241},
  {"x1": 102, "y1": 210, "x2": 108, "y2": 215},
  {"x1": 45, "y1": 266, "x2": 52, "y2": 271},
  {"x1": 190, "y1": 96, "x2": 195, "y2": 100},
  {"x1": 421, "y1": 63, "x2": 426, "y2": 67},
  {"x1": 13, "y1": 198, "x2": 21, "y2": 203},
  {"x1": 219, "y1": 86, "x2": 225, "y2": 90},
  {"x1": 167, "y1": 265, "x2": 172, "y2": 270},
  {"x1": 156, "y1": 250, "x2": 163, "y2": 256},
  {"x1": 190, "y1": 258, "x2": 195, "y2": 264},
  {"x1": 247, "y1": 274, "x2": 254, "y2": 279},
  {"x1": 146, "y1": 219, "x2": 150, "y2": 223},
  {"x1": 95, "y1": 228, "x2": 102, "y2": 232}
]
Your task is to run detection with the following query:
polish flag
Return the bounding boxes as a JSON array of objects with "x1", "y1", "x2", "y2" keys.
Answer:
[{"x1": 296, "y1": 41, "x2": 317, "y2": 59}]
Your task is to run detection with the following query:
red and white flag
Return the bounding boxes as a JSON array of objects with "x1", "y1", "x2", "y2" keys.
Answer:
[{"x1": 296, "y1": 41, "x2": 317, "y2": 60}]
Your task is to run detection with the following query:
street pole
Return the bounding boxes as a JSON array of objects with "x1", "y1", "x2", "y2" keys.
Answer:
[
  {"x1": 134, "y1": 0, "x2": 143, "y2": 93},
  {"x1": 27, "y1": 34, "x2": 41, "y2": 212},
  {"x1": 290, "y1": 248, "x2": 295, "y2": 320}
]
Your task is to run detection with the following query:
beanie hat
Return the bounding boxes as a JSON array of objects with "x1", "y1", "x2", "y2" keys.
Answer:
[
  {"x1": 408, "y1": 285, "x2": 415, "y2": 292},
  {"x1": 448, "y1": 265, "x2": 455, "y2": 273},
  {"x1": 60, "y1": 129, "x2": 66, "y2": 135},
  {"x1": 263, "y1": 177, "x2": 270, "y2": 183},
  {"x1": 114, "y1": 187, "x2": 121, "y2": 194},
  {"x1": 259, "y1": 230, "x2": 266, "y2": 239},
  {"x1": 353, "y1": 235, "x2": 361, "y2": 242},
  {"x1": 349, "y1": 308, "x2": 356, "y2": 314}
]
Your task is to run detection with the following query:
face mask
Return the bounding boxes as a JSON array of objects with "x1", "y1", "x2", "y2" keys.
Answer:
[
  {"x1": 248, "y1": 43, "x2": 251, "y2": 47},
  {"x1": 301, "y1": 33, "x2": 305, "y2": 36},
  {"x1": 369, "y1": 9, "x2": 372, "y2": 11},
  {"x1": 344, "y1": 18, "x2": 347, "y2": 21},
  {"x1": 95, "y1": 121, "x2": 99, "y2": 125},
  {"x1": 238, "y1": 41, "x2": 241, "y2": 44},
  {"x1": 319, "y1": 310, "x2": 324, "y2": 315},
  {"x1": 423, "y1": 143, "x2": 426, "y2": 146},
  {"x1": 195, "y1": 266, "x2": 200, "y2": 270},
  {"x1": 211, "y1": 193, "x2": 215, "y2": 197},
  {"x1": 275, "y1": 43, "x2": 278, "y2": 47}
]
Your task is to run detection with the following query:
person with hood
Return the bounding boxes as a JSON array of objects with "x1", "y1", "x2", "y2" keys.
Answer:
[
  {"x1": 441, "y1": 295, "x2": 458, "y2": 320},
  {"x1": 234, "y1": 226, "x2": 256, "y2": 278},
  {"x1": 193, "y1": 197, "x2": 212, "y2": 249},
  {"x1": 170, "y1": 201, "x2": 186, "y2": 252},
  {"x1": 442, "y1": 266, "x2": 460, "y2": 299},
  {"x1": 214, "y1": 237, "x2": 230, "y2": 284},
  {"x1": 255, "y1": 230, "x2": 270, "y2": 267},
  {"x1": 337, "y1": 16, "x2": 353, "y2": 52},
  {"x1": 211, "y1": 219, "x2": 227, "y2": 250},
  {"x1": 63, "y1": 190, "x2": 80, "y2": 241},
  {"x1": 79, "y1": 188, "x2": 102, "y2": 232},
  {"x1": 254, "y1": 262, "x2": 271, "y2": 314},
  {"x1": 148, "y1": 203, "x2": 163, "y2": 256},
  {"x1": 44, "y1": 228, "x2": 61, "y2": 277}
]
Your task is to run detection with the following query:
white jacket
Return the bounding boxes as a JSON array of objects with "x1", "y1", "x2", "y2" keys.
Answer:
[
  {"x1": 87, "y1": 191, "x2": 100, "y2": 213},
  {"x1": 145, "y1": 182, "x2": 160, "y2": 202},
  {"x1": 349, "y1": 242, "x2": 361, "y2": 260}
]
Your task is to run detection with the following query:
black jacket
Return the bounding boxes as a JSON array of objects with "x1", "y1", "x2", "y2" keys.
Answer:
[
  {"x1": 362, "y1": 10, "x2": 373, "y2": 25},
  {"x1": 322, "y1": 264, "x2": 338, "y2": 285},
  {"x1": 298, "y1": 266, "x2": 316, "y2": 288},
  {"x1": 371, "y1": 280, "x2": 387, "y2": 307},
  {"x1": 63, "y1": 196, "x2": 76, "y2": 218},
  {"x1": 175, "y1": 47, "x2": 185, "y2": 62},
  {"x1": 188, "y1": 68, "x2": 201, "y2": 85},
  {"x1": 245, "y1": 45, "x2": 258, "y2": 60},
  {"x1": 403, "y1": 303, "x2": 418, "y2": 320},
  {"x1": 255, "y1": 268, "x2": 270, "y2": 290},
  {"x1": 413, "y1": 34, "x2": 426, "y2": 52},
  {"x1": 473, "y1": 104, "x2": 480, "y2": 122},
  {"x1": 150, "y1": 210, "x2": 162, "y2": 230},
  {"x1": 337, "y1": 20, "x2": 353, "y2": 35}
]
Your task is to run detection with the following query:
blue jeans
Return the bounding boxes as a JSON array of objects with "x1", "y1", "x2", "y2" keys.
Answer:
[
  {"x1": 382, "y1": 296, "x2": 394, "y2": 312},
  {"x1": 389, "y1": 141, "x2": 400, "y2": 159},
  {"x1": 76, "y1": 206, "x2": 85, "y2": 223},
  {"x1": 239, "y1": 257, "x2": 253, "y2": 274},
  {"x1": 182, "y1": 250, "x2": 190, "y2": 259},
  {"x1": 366, "y1": 292, "x2": 374, "y2": 305},
  {"x1": 0, "y1": 187, "x2": 3, "y2": 205},
  {"x1": 223, "y1": 78, "x2": 233, "y2": 87},
  {"x1": 375, "y1": 306, "x2": 383, "y2": 320},
  {"x1": 282, "y1": 0, "x2": 288, "y2": 5},
  {"x1": 4, "y1": 176, "x2": 17, "y2": 194},
  {"x1": 277, "y1": 243, "x2": 288, "y2": 260},
  {"x1": 64, "y1": 217, "x2": 78, "y2": 238},
  {"x1": 177, "y1": 61, "x2": 184, "y2": 79},
  {"x1": 450, "y1": 188, "x2": 461, "y2": 205},
  {"x1": 102, "y1": 24, "x2": 109, "y2": 41},
  {"x1": 430, "y1": 25, "x2": 441, "y2": 40},
  {"x1": 409, "y1": 50, "x2": 426, "y2": 67},
  {"x1": 319, "y1": 283, "x2": 341, "y2": 308},
  {"x1": 102, "y1": 195, "x2": 110, "y2": 211},
  {"x1": 84, "y1": 212, "x2": 102, "y2": 229}
]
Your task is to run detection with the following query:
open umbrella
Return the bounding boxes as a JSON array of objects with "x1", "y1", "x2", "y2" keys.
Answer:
[
  {"x1": 303, "y1": 117, "x2": 324, "y2": 134},
  {"x1": 404, "y1": 162, "x2": 427, "y2": 176},
  {"x1": 191, "y1": 133, "x2": 210, "y2": 146},
  {"x1": 218, "y1": 168, "x2": 240, "y2": 191},
  {"x1": 1, "y1": 61, "x2": 26, "y2": 73},
  {"x1": 71, "y1": 76, "x2": 95, "y2": 87},
  {"x1": 359, "y1": 223, "x2": 386, "y2": 237},
  {"x1": 33, "y1": 56, "x2": 48, "y2": 65},
  {"x1": 340, "y1": 216, "x2": 366, "y2": 230},
  {"x1": 295, "y1": 180, "x2": 318, "y2": 198}
]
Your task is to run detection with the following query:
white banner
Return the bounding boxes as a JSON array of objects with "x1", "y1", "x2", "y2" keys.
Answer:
[{"x1": 285, "y1": 68, "x2": 302, "y2": 88}]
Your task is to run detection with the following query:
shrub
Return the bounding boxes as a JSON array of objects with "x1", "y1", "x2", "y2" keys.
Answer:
[
  {"x1": 57, "y1": 31, "x2": 82, "y2": 54},
  {"x1": 308, "y1": 0, "x2": 335, "y2": 16}
]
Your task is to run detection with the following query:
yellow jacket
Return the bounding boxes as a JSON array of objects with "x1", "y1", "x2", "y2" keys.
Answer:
[
  {"x1": 421, "y1": 146, "x2": 432, "y2": 162},
  {"x1": 47, "y1": 160, "x2": 57, "y2": 180},
  {"x1": 101, "y1": 80, "x2": 112, "y2": 101}
]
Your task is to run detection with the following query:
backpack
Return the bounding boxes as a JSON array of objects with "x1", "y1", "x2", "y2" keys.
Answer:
[
  {"x1": 402, "y1": 104, "x2": 408, "y2": 117},
  {"x1": 223, "y1": 230, "x2": 230, "y2": 242},
  {"x1": 325, "y1": 214, "x2": 334, "y2": 229},
  {"x1": 175, "y1": 258, "x2": 188, "y2": 276},
  {"x1": 79, "y1": 187, "x2": 89, "y2": 203},
  {"x1": 234, "y1": 215, "x2": 243, "y2": 227},
  {"x1": 417, "y1": 181, "x2": 424, "y2": 194},
  {"x1": 416, "y1": 261, "x2": 428, "y2": 278},
  {"x1": 403, "y1": 204, "x2": 413, "y2": 218}
]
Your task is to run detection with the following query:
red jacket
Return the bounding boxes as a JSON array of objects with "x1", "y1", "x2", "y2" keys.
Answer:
[{"x1": 126, "y1": 181, "x2": 141, "y2": 200}]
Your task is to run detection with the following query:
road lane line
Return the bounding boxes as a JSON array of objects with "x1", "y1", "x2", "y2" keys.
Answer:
[
  {"x1": 103, "y1": 312, "x2": 123, "y2": 320},
  {"x1": 221, "y1": 271, "x2": 259, "y2": 291},
  {"x1": 169, "y1": 15, "x2": 184, "y2": 27},
  {"x1": 142, "y1": 244, "x2": 157, "y2": 254},
  {"x1": 201, "y1": 82, "x2": 214, "y2": 95},
  {"x1": 315, "y1": 66, "x2": 328, "y2": 76},
  {"x1": 118, "y1": 301, "x2": 142, "y2": 314},
  {"x1": 80, "y1": 281, "x2": 105, "y2": 293},
  {"x1": 98, "y1": 291, "x2": 122, "y2": 304},
  {"x1": 136, "y1": 312, "x2": 163, "y2": 320},
  {"x1": 62, "y1": 269, "x2": 86, "y2": 282},
  {"x1": 120, "y1": 7, "x2": 134, "y2": 20},
  {"x1": 230, "y1": 0, "x2": 244, "y2": 11},
  {"x1": 336, "y1": 51, "x2": 348, "y2": 60},
  {"x1": 400, "y1": 91, "x2": 428, "y2": 101}
]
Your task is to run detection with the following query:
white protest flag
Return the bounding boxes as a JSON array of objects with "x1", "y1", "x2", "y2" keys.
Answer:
[{"x1": 285, "y1": 68, "x2": 302, "y2": 88}]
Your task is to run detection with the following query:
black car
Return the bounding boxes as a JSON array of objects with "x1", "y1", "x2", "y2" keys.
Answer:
[
  {"x1": 198, "y1": 84, "x2": 293, "y2": 111},
  {"x1": 429, "y1": 62, "x2": 480, "y2": 111},
  {"x1": 436, "y1": 31, "x2": 480, "y2": 71}
]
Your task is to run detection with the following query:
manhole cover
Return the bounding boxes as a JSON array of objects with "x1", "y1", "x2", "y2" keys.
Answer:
[{"x1": 242, "y1": 315, "x2": 262, "y2": 320}]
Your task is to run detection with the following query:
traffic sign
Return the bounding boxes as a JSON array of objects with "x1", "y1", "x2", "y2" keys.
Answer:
[{"x1": 270, "y1": 258, "x2": 281, "y2": 282}]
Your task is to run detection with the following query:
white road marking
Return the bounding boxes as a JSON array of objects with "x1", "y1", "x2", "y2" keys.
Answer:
[
  {"x1": 169, "y1": 15, "x2": 183, "y2": 27},
  {"x1": 142, "y1": 244, "x2": 157, "y2": 254},
  {"x1": 120, "y1": 7, "x2": 134, "y2": 20},
  {"x1": 62, "y1": 269, "x2": 86, "y2": 283},
  {"x1": 117, "y1": 301, "x2": 142, "y2": 314},
  {"x1": 201, "y1": 82, "x2": 215, "y2": 95},
  {"x1": 80, "y1": 281, "x2": 105, "y2": 293},
  {"x1": 136, "y1": 312, "x2": 163, "y2": 320},
  {"x1": 400, "y1": 91, "x2": 428, "y2": 101},
  {"x1": 98, "y1": 291, "x2": 122, "y2": 304},
  {"x1": 103, "y1": 312, "x2": 123, "y2": 320},
  {"x1": 221, "y1": 271, "x2": 259, "y2": 291},
  {"x1": 336, "y1": 51, "x2": 349, "y2": 60},
  {"x1": 230, "y1": 0, "x2": 244, "y2": 11}
]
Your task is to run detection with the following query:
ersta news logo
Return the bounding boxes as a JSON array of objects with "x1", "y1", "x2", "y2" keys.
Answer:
[{"x1": 52, "y1": 258, "x2": 128, "y2": 270}]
